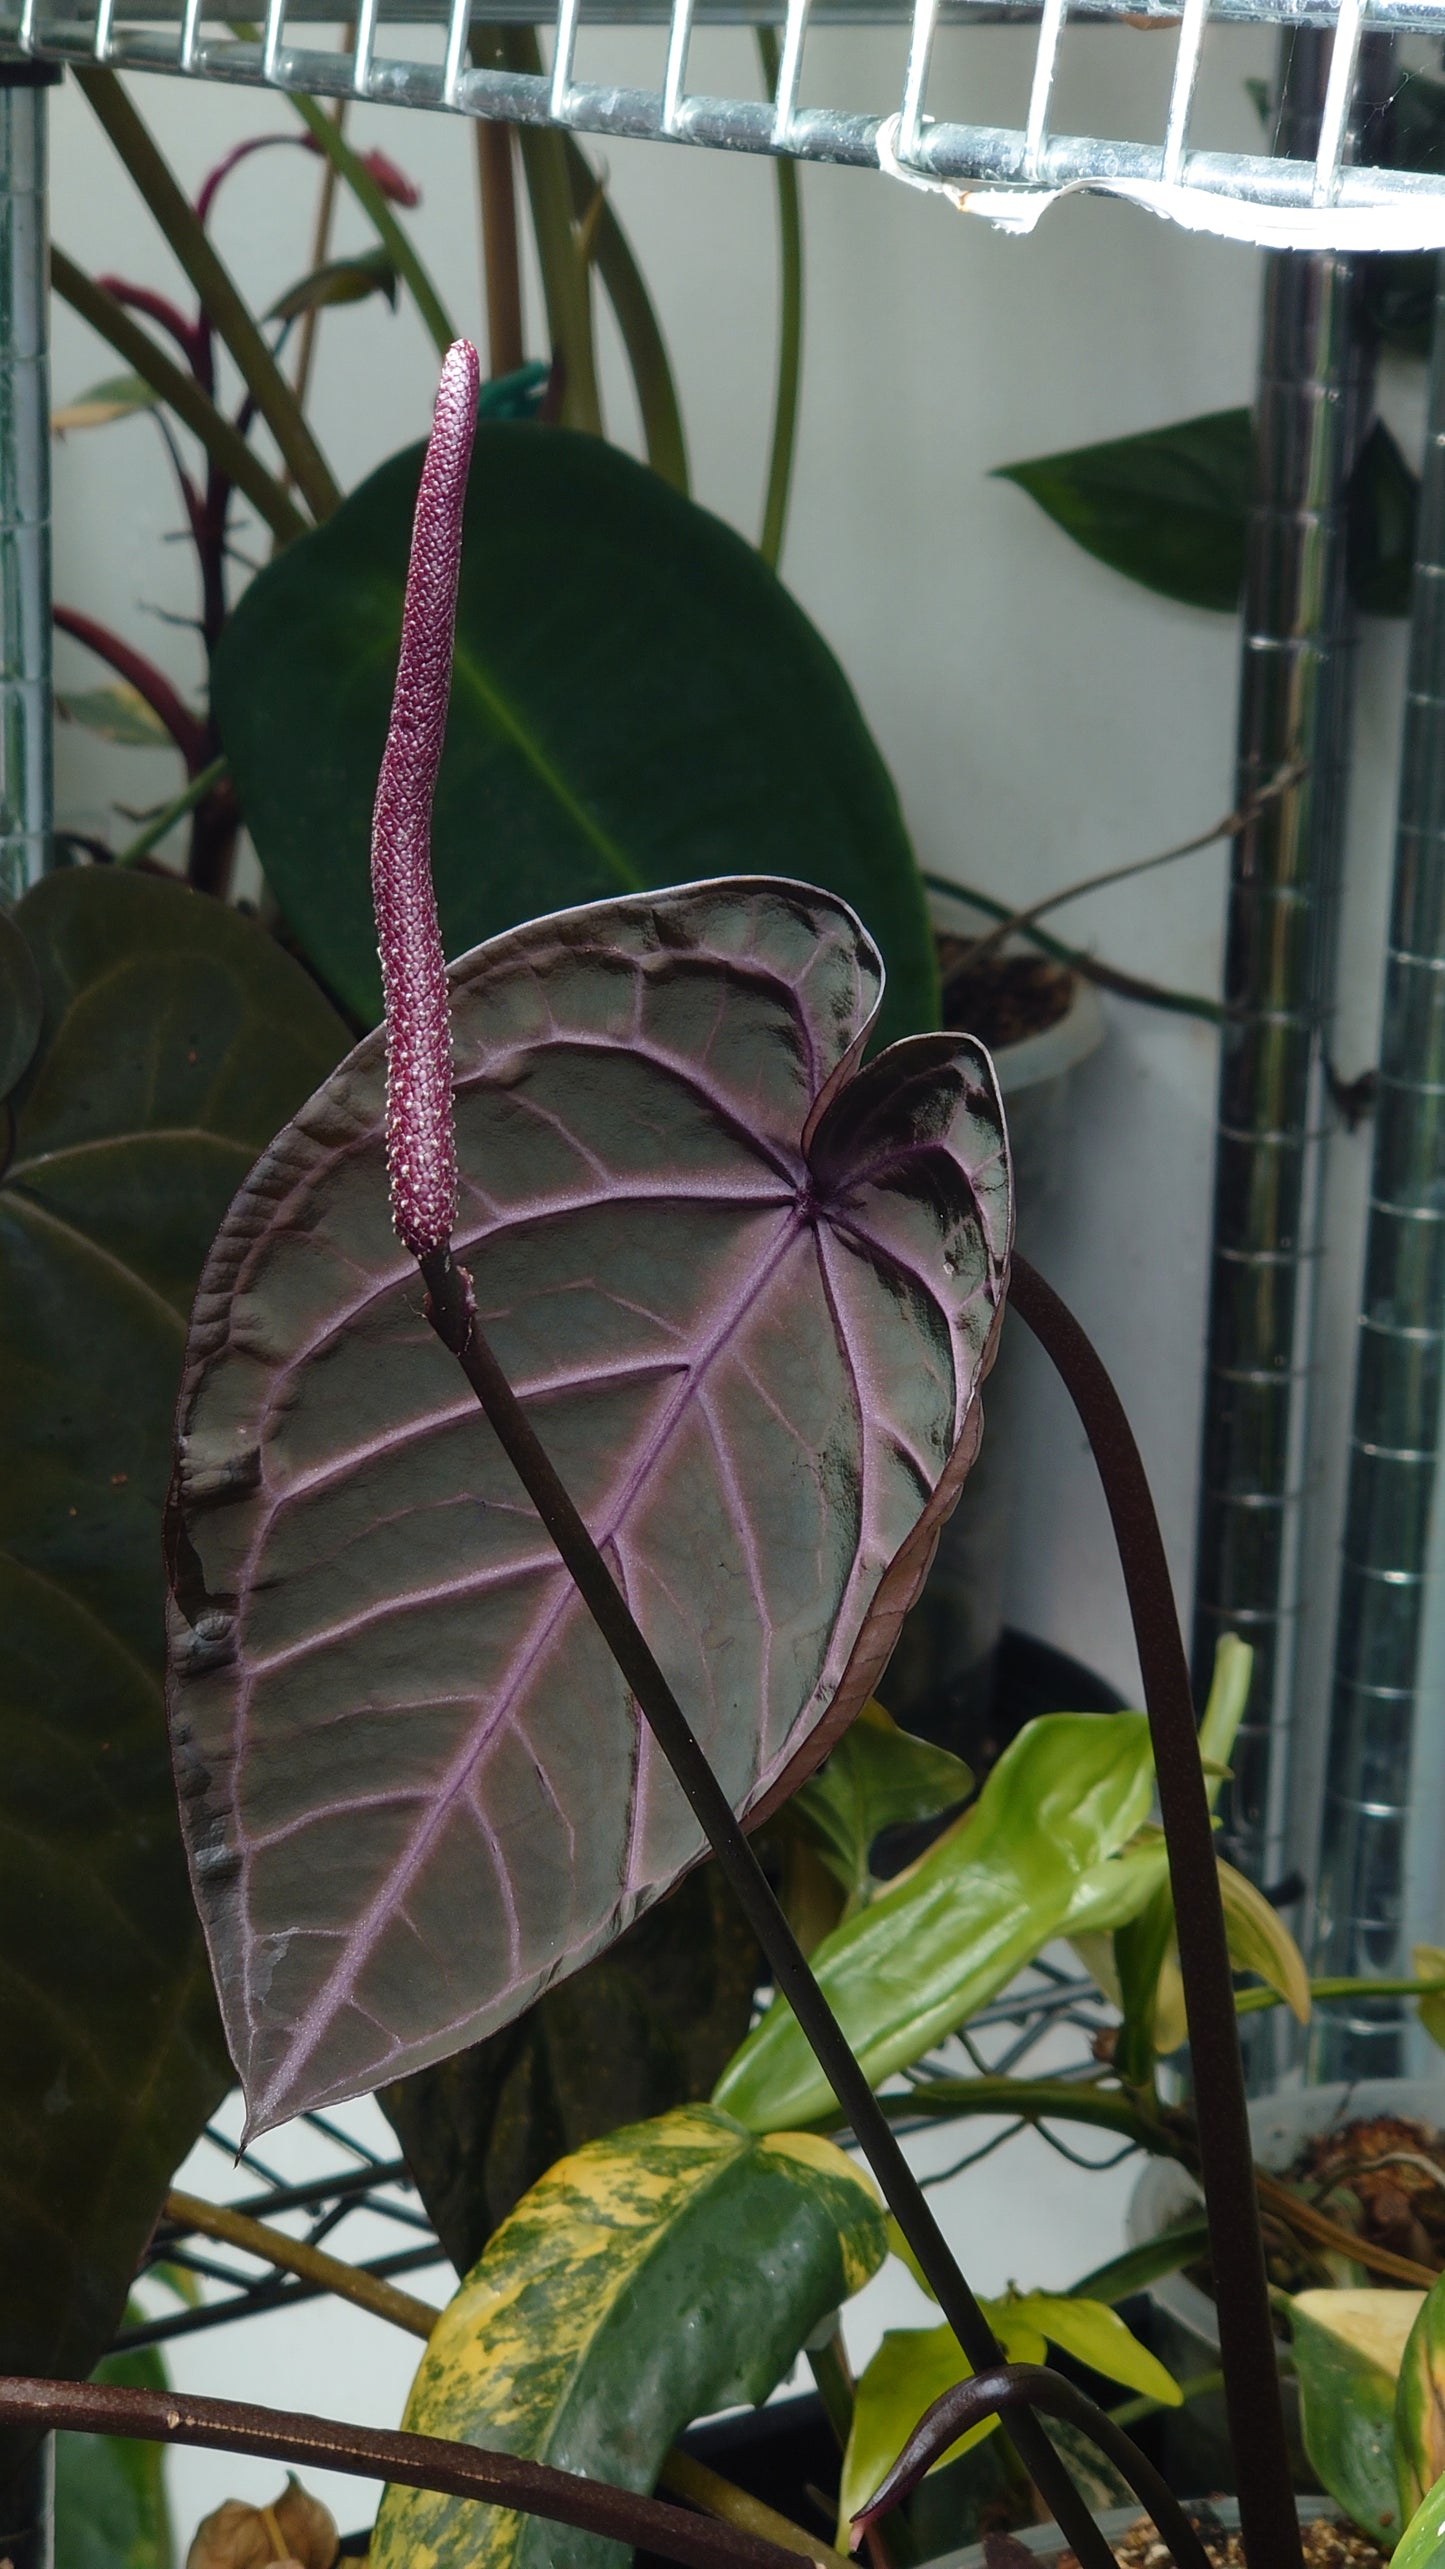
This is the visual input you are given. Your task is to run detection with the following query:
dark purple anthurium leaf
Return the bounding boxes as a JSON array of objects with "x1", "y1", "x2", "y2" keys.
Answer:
[{"x1": 165, "y1": 877, "x2": 1012, "y2": 2134}]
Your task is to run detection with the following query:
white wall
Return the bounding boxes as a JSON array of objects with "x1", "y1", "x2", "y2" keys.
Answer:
[{"x1": 45, "y1": 35, "x2": 1420, "y2": 2540}]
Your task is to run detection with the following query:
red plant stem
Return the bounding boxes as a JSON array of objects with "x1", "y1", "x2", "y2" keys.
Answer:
[
  {"x1": 52, "y1": 604, "x2": 208, "y2": 772},
  {"x1": 194, "y1": 131, "x2": 307, "y2": 229},
  {"x1": 1005, "y1": 1254, "x2": 1302, "y2": 2569},
  {"x1": 0, "y1": 2378, "x2": 796, "y2": 2569},
  {"x1": 413, "y1": 1248, "x2": 1120, "y2": 2569},
  {"x1": 94, "y1": 274, "x2": 208, "y2": 381},
  {"x1": 851, "y1": 2364, "x2": 1210, "y2": 2569}
]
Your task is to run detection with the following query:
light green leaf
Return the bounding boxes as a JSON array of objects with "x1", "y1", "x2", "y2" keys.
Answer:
[
  {"x1": 1291, "y1": 2288, "x2": 1420, "y2": 2540},
  {"x1": 715, "y1": 1711, "x2": 1155, "y2": 2131},
  {"x1": 1392, "y1": 2466, "x2": 1445, "y2": 2569},
  {"x1": 57, "y1": 684, "x2": 175, "y2": 748},
  {"x1": 792, "y1": 1701, "x2": 971, "y2": 1909},
  {"x1": 370, "y1": 2105, "x2": 885, "y2": 2569},
  {"x1": 1002, "y1": 2294, "x2": 1180, "y2": 2406},
  {"x1": 1398, "y1": 2272, "x2": 1445, "y2": 2520},
  {"x1": 1414, "y1": 1946, "x2": 1445, "y2": 2054},
  {"x1": 841, "y1": 2311, "x2": 1045, "y2": 2541},
  {"x1": 1218, "y1": 1857, "x2": 1310, "y2": 2022},
  {"x1": 1198, "y1": 1633, "x2": 1252, "y2": 1789},
  {"x1": 53, "y1": 372, "x2": 159, "y2": 433}
]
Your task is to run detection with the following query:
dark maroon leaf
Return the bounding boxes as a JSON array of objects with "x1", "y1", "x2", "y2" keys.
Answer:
[{"x1": 166, "y1": 879, "x2": 1011, "y2": 2133}]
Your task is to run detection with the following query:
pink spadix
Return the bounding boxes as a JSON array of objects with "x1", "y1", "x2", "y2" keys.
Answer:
[{"x1": 371, "y1": 336, "x2": 481, "y2": 1259}]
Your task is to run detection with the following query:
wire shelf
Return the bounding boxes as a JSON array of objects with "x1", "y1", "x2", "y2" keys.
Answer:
[
  {"x1": 124, "y1": 1960, "x2": 1122, "y2": 2357},
  {"x1": 5, "y1": 0, "x2": 1445, "y2": 249}
]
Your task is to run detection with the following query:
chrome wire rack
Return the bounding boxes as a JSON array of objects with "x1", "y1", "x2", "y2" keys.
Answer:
[
  {"x1": 113, "y1": 1960, "x2": 1121, "y2": 2359},
  {"x1": 7, "y1": 0, "x2": 1445, "y2": 249}
]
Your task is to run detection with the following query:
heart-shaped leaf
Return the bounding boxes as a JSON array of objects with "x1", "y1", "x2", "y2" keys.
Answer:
[
  {"x1": 0, "y1": 867, "x2": 346, "y2": 2413},
  {"x1": 166, "y1": 879, "x2": 1010, "y2": 2133},
  {"x1": 211, "y1": 425, "x2": 937, "y2": 1051},
  {"x1": 370, "y1": 2104, "x2": 885, "y2": 2569}
]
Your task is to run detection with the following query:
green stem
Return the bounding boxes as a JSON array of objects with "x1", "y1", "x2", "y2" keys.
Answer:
[
  {"x1": 1236, "y1": 1972, "x2": 1445, "y2": 2016},
  {"x1": 755, "y1": 29, "x2": 801, "y2": 573},
  {"x1": 116, "y1": 754, "x2": 229, "y2": 865},
  {"x1": 286, "y1": 90, "x2": 457, "y2": 360},
  {"x1": 885, "y1": 2076, "x2": 1178, "y2": 2154},
  {"x1": 51, "y1": 253, "x2": 307, "y2": 547},
  {"x1": 75, "y1": 69, "x2": 341, "y2": 524},
  {"x1": 923, "y1": 870, "x2": 1228, "y2": 1025},
  {"x1": 489, "y1": 27, "x2": 602, "y2": 436},
  {"x1": 560, "y1": 130, "x2": 687, "y2": 492}
]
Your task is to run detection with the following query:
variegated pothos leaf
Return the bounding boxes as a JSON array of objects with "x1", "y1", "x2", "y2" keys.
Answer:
[{"x1": 370, "y1": 2104, "x2": 885, "y2": 2569}]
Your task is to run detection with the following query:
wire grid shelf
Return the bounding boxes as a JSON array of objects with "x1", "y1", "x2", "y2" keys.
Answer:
[
  {"x1": 122, "y1": 1958, "x2": 1123, "y2": 2361},
  {"x1": 7, "y1": 0, "x2": 1445, "y2": 250}
]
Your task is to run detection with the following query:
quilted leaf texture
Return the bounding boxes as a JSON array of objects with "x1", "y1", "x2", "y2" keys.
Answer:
[{"x1": 166, "y1": 879, "x2": 1012, "y2": 2132}]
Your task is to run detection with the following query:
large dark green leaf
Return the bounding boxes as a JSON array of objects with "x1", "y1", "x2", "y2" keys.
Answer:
[
  {"x1": 1000, "y1": 408, "x2": 1420, "y2": 620},
  {"x1": 0, "y1": 868, "x2": 346, "y2": 2411},
  {"x1": 212, "y1": 425, "x2": 936, "y2": 1051},
  {"x1": 369, "y1": 2105, "x2": 886, "y2": 2569},
  {"x1": 380, "y1": 1862, "x2": 761, "y2": 2274},
  {"x1": 996, "y1": 410, "x2": 1253, "y2": 613}
]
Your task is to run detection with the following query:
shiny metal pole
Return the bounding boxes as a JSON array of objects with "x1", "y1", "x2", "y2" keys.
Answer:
[
  {"x1": 0, "y1": 60, "x2": 51, "y2": 904},
  {"x1": 1312, "y1": 260, "x2": 1445, "y2": 2077},
  {"x1": 1191, "y1": 28, "x2": 1382, "y2": 1908}
]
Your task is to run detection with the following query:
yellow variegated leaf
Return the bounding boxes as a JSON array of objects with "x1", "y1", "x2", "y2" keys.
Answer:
[
  {"x1": 370, "y1": 2105, "x2": 885, "y2": 2569},
  {"x1": 1217, "y1": 1858, "x2": 1310, "y2": 2022}
]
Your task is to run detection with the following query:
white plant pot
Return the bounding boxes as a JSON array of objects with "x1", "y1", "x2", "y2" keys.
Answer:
[
  {"x1": 1124, "y1": 2078, "x2": 1445, "y2": 2487},
  {"x1": 934, "y1": 2496, "x2": 1346, "y2": 2569}
]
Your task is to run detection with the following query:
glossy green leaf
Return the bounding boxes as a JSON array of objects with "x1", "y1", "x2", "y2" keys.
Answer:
[
  {"x1": 1001, "y1": 413, "x2": 1416, "y2": 621},
  {"x1": 380, "y1": 1864, "x2": 761, "y2": 2274},
  {"x1": 1399, "y1": 2272, "x2": 1445, "y2": 2519},
  {"x1": 0, "y1": 904, "x2": 42, "y2": 1102},
  {"x1": 1391, "y1": 2466, "x2": 1445, "y2": 2569},
  {"x1": 212, "y1": 425, "x2": 936, "y2": 1051},
  {"x1": 714, "y1": 1711, "x2": 1154, "y2": 2131},
  {"x1": 0, "y1": 868, "x2": 345, "y2": 2418},
  {"x1": 267, "y1": 246, "x2": 399, "y2": 322},
  {"x1": 55, "y1": 2328, "x2": 173, "y2": 2569},
  {"x1": 1291, "y1": 2288, "x2": 1419, "y2": 2541},
  {"x1": 1066, "y1": 2215, "x2": 1212, "y2": 2306},
  {"x1": 996, "y1": 409, "x2": 1251, "y2": 613},
  {"x1": 57, "y1": 683, "x2": 174, "y2": 747},
  {"x1": 791, "y1": 1700, "x2": 971, "y2": 1908},
  {"x1": 369, "y1": 2105, "x2": 885, "y2": 2569}
]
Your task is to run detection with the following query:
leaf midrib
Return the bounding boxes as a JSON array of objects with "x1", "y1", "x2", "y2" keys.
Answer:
[{"x1": 450, "y1": 638, "x2": 642, "y2": 893}]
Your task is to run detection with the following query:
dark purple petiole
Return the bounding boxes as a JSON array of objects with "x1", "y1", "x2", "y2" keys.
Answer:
[{"x1": 371, "y1": 336, "x2": 480, "y2": 1259}]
